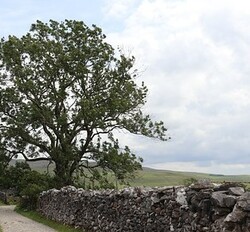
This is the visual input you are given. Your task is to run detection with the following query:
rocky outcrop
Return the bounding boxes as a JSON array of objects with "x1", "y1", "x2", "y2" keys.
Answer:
[{"x1": 38, "y1": 183, "x2": 250, "y2": 232}]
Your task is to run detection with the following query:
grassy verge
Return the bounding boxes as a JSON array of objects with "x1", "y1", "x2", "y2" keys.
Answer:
[
  {"x1": 15, "y1": 207, "x2": 82, "y2": 232},
  {"x1": 0, "y1": 201, "x2": 5, "y2": 206},
  {"x1": 0, "y1": 201, "x2": 5, "y2": 232}
]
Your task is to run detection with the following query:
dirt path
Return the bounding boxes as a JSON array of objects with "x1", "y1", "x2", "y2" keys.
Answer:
[{"x1": 0, "y1": 205, "x2": 56, "y2": 232}]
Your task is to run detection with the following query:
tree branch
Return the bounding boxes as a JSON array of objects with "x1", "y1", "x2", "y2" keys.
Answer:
[{"x1": 19, "y1": 150, "x2": 52, "y2": 162}]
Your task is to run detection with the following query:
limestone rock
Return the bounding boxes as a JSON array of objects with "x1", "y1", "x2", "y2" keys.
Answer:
[
  {"x1": 38, "y1": 185, "x2": 250, "y2": 232},
  {"x1": 228, "y1": 187, "x2": 245, "y2": 196},
  {"x1": 212, "y1": 191, "x2": 228, "y2": 207},
  {"x1": 237, "y1": 192, "x2": 250, "y2": 212},
  {"x1": 224, "y1": 207, "x2": 246, "y2": 223},
  {"x1": 224, "y1": 195, "x2": 237, "y2": 208}
]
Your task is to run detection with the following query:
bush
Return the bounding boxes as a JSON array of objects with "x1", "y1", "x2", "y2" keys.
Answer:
[
  {"x1": 0, "y1": 161, "x2": 53, "y2": 209},
  {"x1": 183, "y1": 177, "x2": 198, "y2": 186},
  {"x1": 19, "y1": 171, "x2": 53, "y2": 210}
]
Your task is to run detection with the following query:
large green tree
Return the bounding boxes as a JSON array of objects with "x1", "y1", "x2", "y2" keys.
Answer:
[{"x1": 0, "y1": 20, "x2": 168, "y2": 187}]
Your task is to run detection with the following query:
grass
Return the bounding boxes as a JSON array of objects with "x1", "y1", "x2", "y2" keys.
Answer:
[
  {"x1": 15, "y1": 207, "x2": 82, "y2": 232},
  {"x1": 10, "y1": 159, "x2": 250, "y2": 187},
  {"x1": 0, "y1": 201, "x2": 5, "y2": 206},
  {"x1": 129, "y1": 167, "x2": 250, "y2": 187}
]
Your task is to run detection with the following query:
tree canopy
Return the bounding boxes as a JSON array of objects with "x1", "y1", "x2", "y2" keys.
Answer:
[{"x1": 0, "y1": 19, "x2": 168, "y2": 187}]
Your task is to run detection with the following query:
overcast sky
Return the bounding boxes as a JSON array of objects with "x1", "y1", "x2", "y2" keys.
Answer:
[{"x1": 1, "y1": 0, "x2": 250, "y2": 175}]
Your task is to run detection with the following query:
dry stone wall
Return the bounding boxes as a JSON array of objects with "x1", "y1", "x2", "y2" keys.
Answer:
[{"x1": 38, "y1": 183, "x2": 250, "y2": 232}]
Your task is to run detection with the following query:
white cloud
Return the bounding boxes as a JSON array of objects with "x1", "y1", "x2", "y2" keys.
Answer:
[
  {"x1": 2, "y1": 0, "x2": 250, "y2": 174},
  {"x1": 104, "y1": 0, "x2": 250, "y2": 174},
  {"x1": 102, "y1": 0, "x2": 141, "y2": 19}
]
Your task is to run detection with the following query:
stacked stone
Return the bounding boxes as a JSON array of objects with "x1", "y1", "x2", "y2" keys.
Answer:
[
  {"x1": 38, "y1": 183, "x2": 250, "y2": 232},
  {"x1": 186, "y1": 182, "x2": 249, "y2": 232}
]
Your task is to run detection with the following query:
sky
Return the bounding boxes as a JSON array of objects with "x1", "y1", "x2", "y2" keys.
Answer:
[{"x1": 1, "y1": 0, "x2": 250, "y2": 175}]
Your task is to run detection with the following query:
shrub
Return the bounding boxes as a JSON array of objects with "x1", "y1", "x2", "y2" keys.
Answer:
[
  {"x1": 0, "y1": 162, "x2": 53, "y2": 209},
  {"x1": 19, "y1": 171, "x2": 53, "y2": 210}
]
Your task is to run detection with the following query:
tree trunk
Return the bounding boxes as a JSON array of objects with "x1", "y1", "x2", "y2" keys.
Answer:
[{"x1": 54, "y1": 162, "x2": 74, "y2": 188}]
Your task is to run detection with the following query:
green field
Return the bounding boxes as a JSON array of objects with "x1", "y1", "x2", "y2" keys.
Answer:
[
  {"x1": 129, "y1": 167, "x2": 250, "y2": 187},
  {"x1": 10, "y1": 160, "x2": 250, "y2": 187}
]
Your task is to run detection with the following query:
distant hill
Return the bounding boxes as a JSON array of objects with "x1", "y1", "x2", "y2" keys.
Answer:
[
  {"x1": 135, "y1": 167, "x2": 250, "y2": 187},
  {"x1": 9, "y1": 159, "x2": 250, "y2": 187},
  {"x1": 9, "y1": 159, "x2": 54, "y2": 173}
]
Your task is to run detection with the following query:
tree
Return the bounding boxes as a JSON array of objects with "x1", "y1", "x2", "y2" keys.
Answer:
[
  {"x1": 0, "y1": 20, "x2": 169, "y2": 187},
  {"x1": 1, "y1": 162, "x2": 31, "y2": 191},
  {"x1": 0, "y1": 150, "x2": 11, "y2": 174},
  {"x1": 0, "y1": 161, "x2": 53, "y2": 208},
  {"x1": 0, "y1": 137, "x2": 17, "y2": 175}
]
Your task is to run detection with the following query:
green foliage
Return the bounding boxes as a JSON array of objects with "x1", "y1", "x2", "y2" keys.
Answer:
[
  {"x1": 0, "y1": 200, "x2": 6, "y2": 206},
  {"x1": 0, "y1": 19, "x2": 168, "y2": 188},
  {"x1": 0, "y1": 161, "x2": 53, "y2": 209},
  {"x1": 0, "y1": 162, "x2": 31, "y2": 190},
  {"x1": 0, "y1": 144, "x2": 16, "y2": 175},
  {"x1": 0, "y1": 151, "x2": 8, "y2": 173},
  {"x1": 183, "y1": 177, "x2": 198, "y2": 186},
  {"x1": 19, "y1": 170, "x2": 53, "y2": 209}
]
